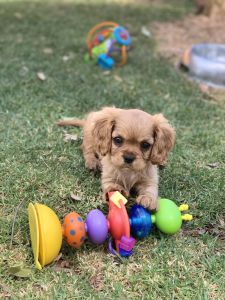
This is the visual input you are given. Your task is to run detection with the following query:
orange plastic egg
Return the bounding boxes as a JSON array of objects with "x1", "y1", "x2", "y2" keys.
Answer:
[{"x1": 62, "y1": 212, "x2": 86, "y2": 248}]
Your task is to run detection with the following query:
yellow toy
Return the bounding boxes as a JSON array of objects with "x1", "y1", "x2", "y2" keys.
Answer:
[
  {"x1": 28, "y1": 203, "x2": 62, "y2": 270},
  {"x1": 28, "y1": 203, "x2": 87, "y2": 270}
]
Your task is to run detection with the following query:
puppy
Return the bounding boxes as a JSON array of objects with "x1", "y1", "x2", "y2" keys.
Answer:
[{"x1": 58, "y1": 107, "x2": 175, "y2": 210}]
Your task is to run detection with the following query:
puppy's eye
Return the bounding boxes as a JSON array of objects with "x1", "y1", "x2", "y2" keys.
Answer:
[
  {"x1": 113, "y1": 136, "x2": 123, "y2": 146},
  {"x1": 140, "y1": 141, "x2": 151, "y2": 151}
]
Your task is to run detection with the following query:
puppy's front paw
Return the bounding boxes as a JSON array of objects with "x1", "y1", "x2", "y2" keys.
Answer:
[
  {"x1": 103, "y1": 184, "x2": 129, "y2": 202},
  {"x1": 136, "y1": 194, "x2": 158, "y2": 211}
]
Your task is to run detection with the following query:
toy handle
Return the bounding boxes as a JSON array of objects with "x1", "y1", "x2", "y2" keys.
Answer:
[
  {"x1": 108, "y1": 238, "x2": 117, "y2": 255},
  {"x1": 86, "y1": 21, "x2": 118, "y2": 55},
  {"x1": 151, "y1": 214, "x2": 156, "y2": 224}
]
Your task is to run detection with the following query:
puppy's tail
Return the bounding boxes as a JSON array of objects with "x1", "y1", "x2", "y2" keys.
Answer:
[{"x1": 57, "y1": 118, "x2": 85, "y2": 127}]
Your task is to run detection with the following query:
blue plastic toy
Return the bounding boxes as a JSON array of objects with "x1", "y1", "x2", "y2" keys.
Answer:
[{"x1": 130, "y1": 198, "x2": 193, "y2": 239}]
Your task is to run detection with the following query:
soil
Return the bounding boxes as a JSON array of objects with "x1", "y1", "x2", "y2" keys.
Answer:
[
  {"x1": 152, "y1": 13, "x2": 225, "y2": 65},
  {"x1": 151, "y1": 12, "x2": 225, "y2": 99}
]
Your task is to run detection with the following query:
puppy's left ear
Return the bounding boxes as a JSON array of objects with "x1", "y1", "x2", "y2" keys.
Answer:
[{"x1": 150, "y1": 114, "x2": 175, "y2": 165}]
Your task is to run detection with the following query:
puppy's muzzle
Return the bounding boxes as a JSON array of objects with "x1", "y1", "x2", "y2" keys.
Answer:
[{"x1": 123, "y1": 153, "x2": 136, "y2": 164}]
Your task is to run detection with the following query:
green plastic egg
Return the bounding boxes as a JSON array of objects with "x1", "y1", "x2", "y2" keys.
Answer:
[{"x1": 153, "y1": 198, "x2": 182, "y2": 234}]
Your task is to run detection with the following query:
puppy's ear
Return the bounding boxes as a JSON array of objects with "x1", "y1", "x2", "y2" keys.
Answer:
[
  {"x1": 150, "y1": 114, "x2": 175, "y2": 165},
  {"x1": 92, "y1": 108, "x2": 117, "y2": 156}
]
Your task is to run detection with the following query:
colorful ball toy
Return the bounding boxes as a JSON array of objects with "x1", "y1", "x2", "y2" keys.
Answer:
[
  {"x1": 62, "y1": 212, "x2": 86, "y2": 248},
  {"x1": 28, "y1": 193, "x2": 192, "y2": 269},
  {"x1": 85, "y1": 21, "x2": 132, "y2": 69},
  {"x1": 129, "y1": 198, "x2": 193, "y2": 239}
]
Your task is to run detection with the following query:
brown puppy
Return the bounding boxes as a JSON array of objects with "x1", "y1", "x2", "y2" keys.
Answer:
[{"x1": 58, "y1": 107, "x2": 175, "y2": 210}]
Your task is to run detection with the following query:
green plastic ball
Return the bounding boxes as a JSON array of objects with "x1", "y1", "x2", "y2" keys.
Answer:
[{"x1": 154, "y1": 198, "x2": 182, "y2": 234}]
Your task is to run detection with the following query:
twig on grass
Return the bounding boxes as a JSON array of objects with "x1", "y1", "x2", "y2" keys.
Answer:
[{"x1": 10, "y1": 198, "x2": 26, "y2": 249}]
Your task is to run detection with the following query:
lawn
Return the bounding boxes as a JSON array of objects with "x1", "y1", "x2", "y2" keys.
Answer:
[{"x1": 0, "y1": 0, "x2": 225, "y2": 299}]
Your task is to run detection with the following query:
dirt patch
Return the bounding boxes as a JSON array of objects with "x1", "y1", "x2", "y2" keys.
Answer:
[
  {"x1": 152, "y1": 13, "x2": 225, "y2": 66},
  {"x1": 152, "y1": 13, "x2": 225, "y2": 101}
]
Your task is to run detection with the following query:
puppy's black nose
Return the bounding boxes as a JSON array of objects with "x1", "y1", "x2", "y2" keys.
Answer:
[{"x1": 123, "y1": 153, "x2": 136, "y2": 164}]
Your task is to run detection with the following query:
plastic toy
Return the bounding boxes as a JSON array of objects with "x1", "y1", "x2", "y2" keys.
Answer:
[
  {"x1": 129, "y1": 198, "x2": 193, "y2": 239},
  {"x1": 28, "y1": 203, "x2": 62, "y2": 270},
  {"x1": 85, "y1": 21, "x2": 132, "y2": 69},
  {"x1": 107, "y1": 192, "x2": 136, "y2": 257},
  {"x1": 62, "y1": 212, "x2": 86, "y2": 248},
  {"x1": 85, "y1": 209, "x2": 108, "y2": 244},
  {"x1": 28, "y1": 191, "x2": 134, "y2": 269},
  {"x1": 181, "y1": 44, "x2": 225, "y2": 87},
  {"x1": 28, "y1": 193, "x2": 192, "y2": 269}
]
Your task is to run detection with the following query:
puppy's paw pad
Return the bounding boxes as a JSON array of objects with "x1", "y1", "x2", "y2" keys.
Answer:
[{"x1": 136, "y1": 195, "x2": 158, "y2": 211}]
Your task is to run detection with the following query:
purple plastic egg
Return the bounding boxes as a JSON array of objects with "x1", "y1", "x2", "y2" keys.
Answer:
[{"x1": 85, "y1": 209, "x2": 108, "y2": 244}]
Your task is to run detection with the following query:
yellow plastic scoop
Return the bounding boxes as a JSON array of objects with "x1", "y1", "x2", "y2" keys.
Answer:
[
  {"x1": 28, "y1": 203, "x2": 62, "y2": 270},
  {"x1": 28, "y1": 203, "x2": 42, "y2": 270}
]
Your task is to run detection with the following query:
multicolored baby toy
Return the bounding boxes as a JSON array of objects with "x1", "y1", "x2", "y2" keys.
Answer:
[
  {"x1": 28, "y1": 192, "x2": 192, "y2": 269},
  {"x1": 85, "y1": 21, "x2": 132, "y2": 69}
]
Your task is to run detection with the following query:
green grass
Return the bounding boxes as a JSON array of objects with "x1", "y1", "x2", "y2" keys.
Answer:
[{"x1": 0, "y1": 0, "x2": 225, "y2": 299}]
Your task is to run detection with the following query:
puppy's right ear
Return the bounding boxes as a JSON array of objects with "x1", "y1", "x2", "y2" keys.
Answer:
[{"x1": 92, "y1": 108, "x2": 118, "y2": 156}]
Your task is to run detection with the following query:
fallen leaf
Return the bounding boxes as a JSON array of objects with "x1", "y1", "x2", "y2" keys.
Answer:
[
  {"x1": 62, "y1": 53, "x2": 75, "y2": 62},
  {"x1": 37, "y1": 72, "x2": 46, "y2": 81},
  {"x1": 14, "y1": 269, "x2": 32, "y2": 278},
  {"x1": 14, "y1": 12, "x2": 23, "y2": 19},
  {"x1": 63, "y1": 133, "x2": 78, "y2": 142},
  {"x1": 141, "y1": 26, "x2": 151, "y2": 38},
  {"x1": 70, "y1": 193, "x2": 81, "y2": 201},
  {"x1": 43, "y1": 48, "x2": 53, "y2": 54},
  {"x1": 62, "y1": 55, "x2": 69, "y2": 62},
  {"x1": 207, "y1": 162, "x2": 220, "y2": 169},
  {"x1": 103, "y1": 71, "x2": 111, "y2": 75},
  {"x1": 16, "y1": 35, "x2": 23, "y2": 43},
  {"x1": 8, "y1": 265, "x2": 32, "y2": 278},
  {"x1": 19, "y1": 66, "x2": 29, "y2": 76},
  {"x1": 114, "y1": 75, "x2": 123, "y2": 82},
  {"x1": 8, "y1": 266, "x2": 21, "y2": 274}
]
